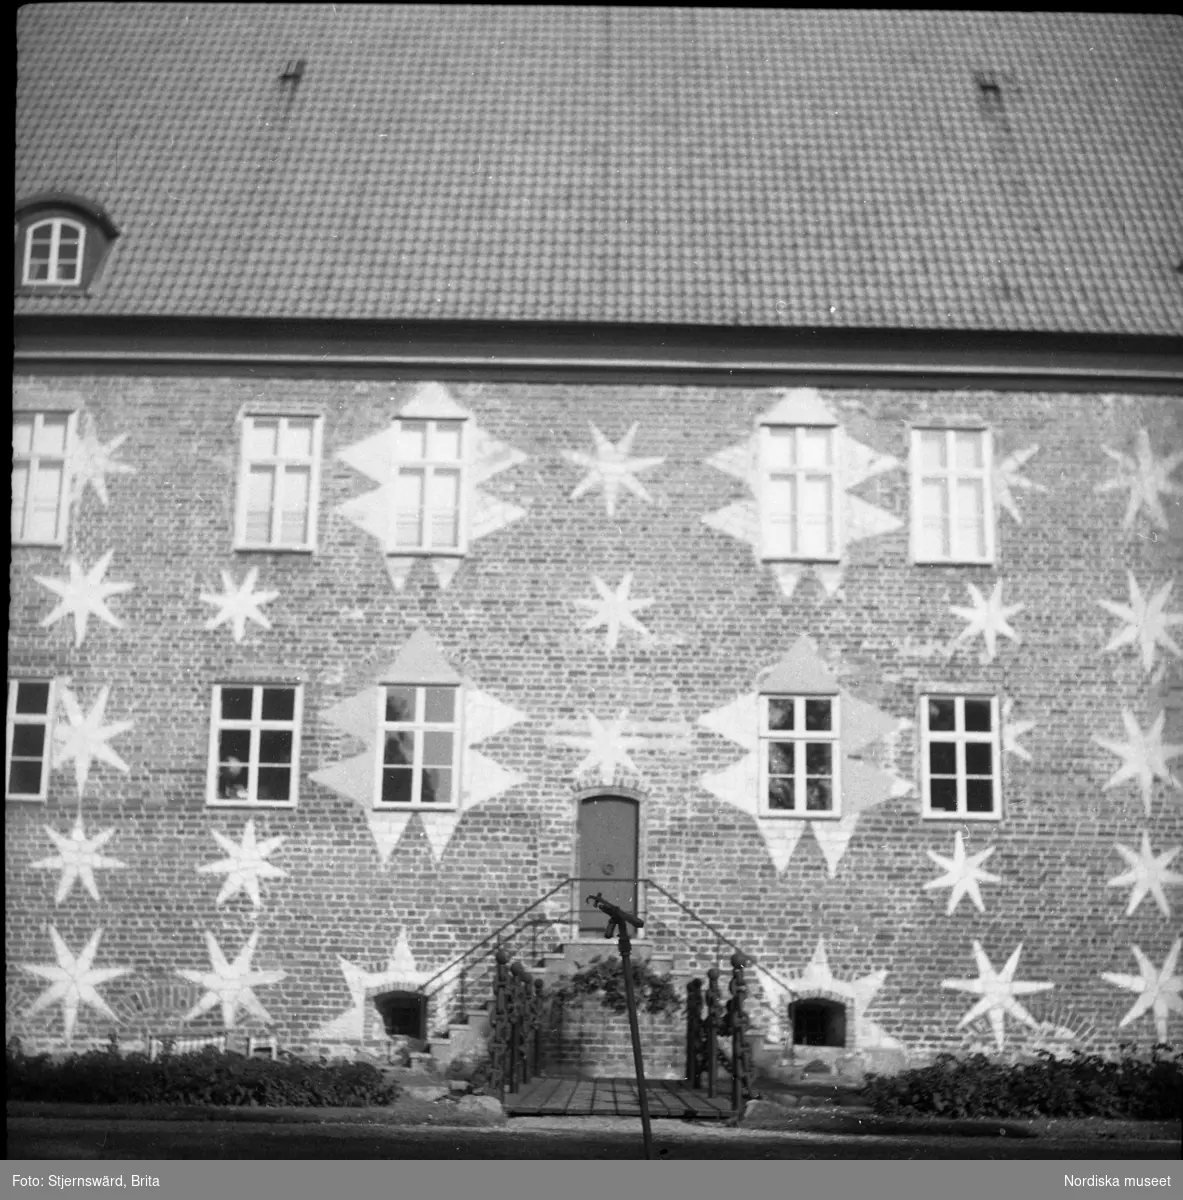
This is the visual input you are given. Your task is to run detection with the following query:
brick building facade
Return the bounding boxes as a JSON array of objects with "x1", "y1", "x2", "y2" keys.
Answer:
[{"x1": 10, "y1": 7, "x2": 1183, "y2": 1075}]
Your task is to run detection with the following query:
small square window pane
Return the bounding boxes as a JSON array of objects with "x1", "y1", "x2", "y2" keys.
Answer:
[
  {"x1": 16, "y1": 682, "x2": 51, "y2": 714},
  {"x1": 805, "y1": 778, "x2": 832, "y2": 811},
  {"x1": 423, "y1": 731, "x2": 453, "y2": 767},
  {"x1": 423, "y1": 687, "x2": 455, "y2": 723},
  {"x1": 765, "y1": 427, "x2": 795, "y2": 470},
  {"x1": 965, "y1": 743, "x2": 993, "y2": 775},
  {"x1": 428, "y1": 468, "x2": 460, "y2": 509},
  {"x1": 955, "y1": 431, "x2": 984, "y2": 470},
  {"x1": 259, "y1": 730, "x2": 293, "y2": 765},
  {"x1": 279, "y1": 418, "x2": 314, "y2": 459},
  {"x1": 34, "y1": 414, "x2": 69, "y2": 456},
  {"x1": 256, "y1": 767, "x2": 291, "y2": 801},
  {"x1": 11, "y1": 724, "x2": 46, "y2": 758},
  {"x1": 27, "y1": 260, "x2": 50, "y2": 282},
  {"x1": 221, "y1": 688, "x2": 255, "y2": 720},
  {"x1": 381, "y1": 767, "x2": 413, "y2": 805},
  {"x1": 385, "y1": 687, "x2": 416, "y2": 723},
  {"x1": 219, "y1": 728, "x2": 252, "y2": 764},
  {"x1": 767, "y1": 776, "x2": 795, "y2": 810},
  {"x1": 432, "y1": 421, "x2": 463, "y2": 461},
  {"x1": 421, "y1": 766, "x2": 453, "y2": 805},
  {"x1": 966, "y1": 779, "x2": 994, "y2": 813},
  {"x1": 804, "y1": 699, "x2": 831, "y2": 731},
  {"x1": 217, "y1": 768, "x2": 250, "y2": 801},
  {"x1": 927, "y1": 699, "x2": 955, "y2": 732},
  {"x1": 247, "y1": 419, "x2": 280, "y2": 459},
  {"x1": 397, "y1": 421, "x2": 428, "y2": 461},
  {"x1": 8, "y1": 760, "x2": 45, "y2": 795},
  {"x1": 799, "y1": 427, "x2": 832, "y2": 468},
  {"x1": 768, "y1": 742, "x2": 794, "y2": 776},
  {"x1": 918, "y1": 430, "x2": 946, "y2": 470},
  {"x1": 383, "y1": 731, "x2": 414, "y2": 766},
  {"x1": 767, "y1": 698, "x2": 794, "y2": 731},
  {"x1": 964, "y1": 700, "x2": 992, "y2": 732},
  {"x1": 929, "y1": 778, "x2": 957, "y2": 812},
  {"x1": 13, "y1": 417, "x2": 34, "y2": 456},
  {"x1": 805, "y1": 742, "x2": 832, "y2": 776},
  {"x1": 261, "y1": 688, "x2": 295, "y2": 721},
  {"x1": 929, "y1": 742, "x2": 956, "y2": 775}
]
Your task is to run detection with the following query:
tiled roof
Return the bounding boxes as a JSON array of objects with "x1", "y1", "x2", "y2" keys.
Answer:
[{"x1": 15, "y1": 5, "x2": 1183, "y2": 333}]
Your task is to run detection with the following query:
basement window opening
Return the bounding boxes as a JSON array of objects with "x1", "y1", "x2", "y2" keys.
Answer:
[{"x1": 791, "y1": 998, "x2": 846, "y2": 1048}]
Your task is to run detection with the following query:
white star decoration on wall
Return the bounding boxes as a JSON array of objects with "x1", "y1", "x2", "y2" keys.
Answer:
[
  {"x1": 176, "y1": 930, "x2": 286, "y2": 1029},
  {"x1": 31, "y1": 816, "x2": 126, "y2": 904},
  {"x1": 1108, "y1": 833, "x2": 1182, "y2": 919},
  {"x1": 549, "y1": 710, "x2": 690, "y2": 788},
  {"x1": 1099, "y1": 573, "x2": 1183, "y2": 679},
  {"x1": 310, "y1": 931, "x2": 430, "y2": 1042},
  {"x1": 575, "y1": 574, "x2": 655, "y2": 653},
  {"x1": 196, "y1": 820, "x2": 289, "y2": 909},
  {"x1": 702, "y1": 389, "x2": 902, "y2": 600},
  {"x1": 562, "y1": 423, "x2": 665, "y2": 518},
  {"x1": 68, "y1": 412, "x2": 137, "y2": 509},
  {"x1": 201, "y1": 568, "x2": 279, "y2": 643},
  {"x1": 311, "y1": 629, "x2": 528, "y2": 865},
  {"x1": 1001, "y1": 698, "x2": 1035, "y2": 763},
  {"x1": 1096, "y1": 428, "x2": 1183, "y2": 531},
  {"x1": 336, "y1": 383, "x2": 528, "y2": 592},
  {"x1": 942, "y1": 942, "x2": 1054, "y2": 1053},
  {"x1": 698, "y1": 636, "x2": 911, "y2": 876},
  {"x1": 924, "y1": 832, "x2": 1002, "y2": 915},
  {"x1": 1101, "y1": 940, "x2": 1182, "y2": 1044},
  {"x1": 52, "y1": 685, "x2": 134, "y2": 798},
  {"x1": 948, "y1": 581, "x2": 1024, "y2": 663},
  {"x1": 20, "y1": 927, "x2": 132, "y2": 1042},
  {"x1": 35, "y1": 552, "x2": 135, "y2": 648},
  {"x1": 1093, "y1": 710, "x2": 1182, "y2": 816},
  {"x1": 993, "y1": 445, "x2": 1048, "y2": 524},
  {"x1": 760, "y1": 938, "x2": 899, "y2": 1051}
]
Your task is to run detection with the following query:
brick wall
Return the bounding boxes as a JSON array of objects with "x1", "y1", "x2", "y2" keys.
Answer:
[{"x1": 7, "y1": 376, "x2": 1181, "y2": 1066}]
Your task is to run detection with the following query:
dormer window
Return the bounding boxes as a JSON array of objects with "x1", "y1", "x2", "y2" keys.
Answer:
[
  {"x1": 15, "y1": 195, "x2": 118, "y2": 294},
  {"x1": 23, "y1": 218, "x2": 85, "y2": 285}
]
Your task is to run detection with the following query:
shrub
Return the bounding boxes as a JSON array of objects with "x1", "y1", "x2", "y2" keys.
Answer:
[
  {"x1": 862, "y1": 1045, "x2": 1182, "y2": 1120},
  {"x1": 554, "y1": 954, "x2": 682, "y2": 1018},
  {"x1": 5, "y1": 1044, "x2": 402, "y2": 1108}
]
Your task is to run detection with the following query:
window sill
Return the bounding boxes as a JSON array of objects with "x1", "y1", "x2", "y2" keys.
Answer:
[
  {"x1": 912, "y1": 558, "x2": 996, "y2": 567},
  {"x1": 373, "y1": 802, "x2": 460, "y2": 813},
  {"x1": 6, "y1": 795, "x2": 49, "y2": 804},
  {"x1": 922, "y1": 811, "x2": 1001, "y2": 822},
  {"x1": 385, "y1": 550, "x2": 468, "y2": 559},
  {"x1": 11, "y1": 539, "x2": 67, "y2": 550},
  {"x1": 760, "y1": 555, "x2": 842, "y2": 565},
  {"x1": 759, "y1": 809, "x2": 842, "y2": 820},
  {"x1": 206, "y1": 799, "x2": 298, "y2": 810},
  {"x1": 233, "y1": 544, "x2": 317, "y2": 555}
]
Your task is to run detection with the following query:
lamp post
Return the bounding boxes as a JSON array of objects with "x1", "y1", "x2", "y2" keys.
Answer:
[{"x1": 586, "y1": 891, "x2": 653, "y2": 1161}]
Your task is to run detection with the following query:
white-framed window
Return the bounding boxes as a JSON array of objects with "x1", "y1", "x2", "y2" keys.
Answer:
[
  {"x1": 919, "y1": 694, "x2": 1001, "y2": 820},
  {"x1": 12, "y1": 411, "x2": 72, "y2": 546},
  {"x1": 391, "y1": 418, "x2": 467, "y2": 554},
  {"x1": 911, "y1": 427, "x2": 994, "y2": 563},
  {"x1": 207, "y1": 684, "x2": 302, "y2": 807},
  {"x1": 376, "y1": 684, "x2": 461, "y2": 808},
  {"x1": 760, "y1": 424, "x2": 840, "y2": 560},
  {"x1": 23, "y1": 218, "x2": 86, "y2": 286},
  {"x1": 6, "y1": 679, "x2": 54, "y2": 802},
  {"x1": 758, "y1": 694, "x2": 840, "y2": 817},
  {"x1": 236, "y1": 415, "x2": 322, "y2": 550}
]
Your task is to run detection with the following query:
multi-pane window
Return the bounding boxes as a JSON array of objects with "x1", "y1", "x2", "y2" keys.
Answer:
[
  {"x1": 911, "y1": 428, "x2": 993, "y2": 563},
  {"x1": 6, "y1": 680, "x2": 54, "y2": 801},
  {"x1": 23, "y1": 218, "x2": 85, "y2": 285},
  {"x1": 391, "y1": 419, "x2": 466, "y2": 553},
  {"x1": 12, "y1": 412, "x2": 72, "y2": 545},
  {"x1": 761, "y1": 425, "x2": 839, "y2": 560},
  {"x1": 208, "y1": 684, "x2": 301, "y2": 807},
  {"x1": 920, "y1": 695, "x2": 1001, "y2": 819},
  {"x1": 237, "y1": 416, "x2": 321, "y2": 549},
  {"x1": 377, "y1": 685, "x2": 460, "y2": 807},
  {"x1": 759, "y1": 694, "x2": 840, "y2": 816}
]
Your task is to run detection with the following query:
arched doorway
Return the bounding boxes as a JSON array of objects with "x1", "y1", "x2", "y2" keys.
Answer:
[{"x1": 577, "y1": 793, "x2": 639, "y2": 934}]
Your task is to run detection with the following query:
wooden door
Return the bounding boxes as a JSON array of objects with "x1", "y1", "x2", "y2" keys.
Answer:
[{"x1": 578, "y1": 795, "x2": 639, "y2": 934}]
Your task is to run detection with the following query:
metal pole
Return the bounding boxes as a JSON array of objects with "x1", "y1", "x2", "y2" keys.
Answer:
[{"x1": 618, "y1": 924, "x2": 653, "y2": 1161}]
